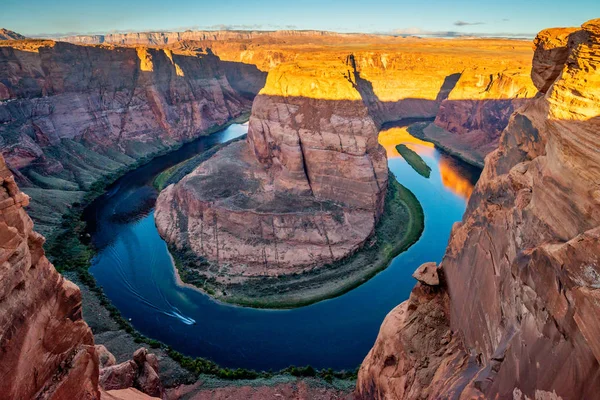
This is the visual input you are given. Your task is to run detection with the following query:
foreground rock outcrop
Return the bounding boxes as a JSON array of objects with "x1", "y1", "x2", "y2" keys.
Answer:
[
  {"x1": 0, "y1": 153, "x2": 165, "y2": 399},
  {"x1": 358, "y1": 19, "x2": 600, "y2": 399},
  {"x1": 156, "y1": 60, "x2": 387, "y2": 276},
  {"x1": 0, "y1": 154, "x2": 99, "y2": 399},
  {"x1": 0, "y1": 39, "x2": 264, "y2": 237},
  {"x1": 99, "y1": 348, "x2": 163, "y2": 398}
]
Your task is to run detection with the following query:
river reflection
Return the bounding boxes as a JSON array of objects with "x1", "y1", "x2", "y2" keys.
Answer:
[{"x1": 379, "y1": 126, "x2": 480, "y2": 200}]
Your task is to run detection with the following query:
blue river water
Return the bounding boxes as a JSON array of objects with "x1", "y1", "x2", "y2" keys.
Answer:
[{"x1": 86, "y1": 121, "x2": 480, "y2": 371}]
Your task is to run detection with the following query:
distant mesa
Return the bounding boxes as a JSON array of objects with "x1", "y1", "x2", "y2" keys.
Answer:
[{"x1": 0, "y1": 28, "x2": 25, "y2": 41}]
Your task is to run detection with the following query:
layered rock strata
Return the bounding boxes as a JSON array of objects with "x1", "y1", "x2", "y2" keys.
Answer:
[
  {"x1": 0, "y1": 153, "x2": 163, "y2": 399},
  {"x1": 426, "y1": 68, "x2": 536, "y2": 166},
  {"x1": 0, "y1": 154, "x2": 99, "y2": 399},
  {"x1": 0, "y1": 40, "x2": 264, "y2": 237},
  {"x1": 156, "y1": 60, "x2": 387, "y2": 276},
  {"x1": 357, "y1": 19, "x2": 600, "y2": 399}
]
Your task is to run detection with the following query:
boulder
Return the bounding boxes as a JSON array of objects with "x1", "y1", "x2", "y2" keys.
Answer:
[{"x1": 412, "y1": 262, "x2": 439, "y2": 286}]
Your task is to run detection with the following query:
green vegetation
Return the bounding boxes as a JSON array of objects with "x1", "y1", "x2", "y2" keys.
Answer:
[
  {"x1": 166, "y1": 348, "x2": 357, "y2": 382},
  {"x1": 395, "y1": 144, "x2": 431, "y2": 178},
  {"x1": 171, "y1": 173, "x2": 425, "y2": 309}
]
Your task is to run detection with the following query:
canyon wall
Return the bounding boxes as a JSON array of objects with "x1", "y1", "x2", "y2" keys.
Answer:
[
  {"x1": 155, "y1": 60, "x2": 387, "y2": 277},
  {"x1": 176, "y1": 35, "x2": 535, "y2": 162},
  {"x1": 357, "y1": 19, "x2": 600, "y2": 399},
  {"x1": 0, "y1": 39, "x2": 265, "y2": 237},
  {"x1": 0, "y1": 154, "x2": 99, "y2": 399},
  {"x1": 196, "y1": 37, "x2": 534, "y2": 124},
  {"x1": 427, "y1": 68, "x2": 537, "y2": 166},
  {"x1": 0, "y1": 153, "x2": 164, "y2": 399},
  {"x1": 0, "y1": 34, "x2": 535, "y2": 238},
  {"x1": 59, "y1": 29, "x2": 376, "y2": 46}
]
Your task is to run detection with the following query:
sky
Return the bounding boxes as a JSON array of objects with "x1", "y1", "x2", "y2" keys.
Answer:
[{"x1": 1, "y1": 0, "x2": 598, "y2": 38}]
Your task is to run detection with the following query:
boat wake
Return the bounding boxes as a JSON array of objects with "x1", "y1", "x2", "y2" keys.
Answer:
[{"x1": 104, "y1": 242, "x2": 196, "y2": 326}]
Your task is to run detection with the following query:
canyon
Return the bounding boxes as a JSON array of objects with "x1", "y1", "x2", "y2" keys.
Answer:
[
  {"x1": 0, "y1": 31, "x2": 533, "y2": 243},
  {"x1": 0, "y1": 16, "x2": 595, "y2": 400},
  {"x1": 357, "y1": 18, "x2": 600, "y2": 399},
  {"x1": 0, "y1": 39, "x2": 264, "y2": 239},
  {"x1": 148, "y1": 34, "x2": 534, "y2": 305}
]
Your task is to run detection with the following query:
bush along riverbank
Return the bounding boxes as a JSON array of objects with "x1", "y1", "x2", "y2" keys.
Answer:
[
  {"x1": 42, "y1": 114, "x2": 359, "y2": 385},
  {"x1": 170, "y1": 171, "x2": 425, "y2": 309}
]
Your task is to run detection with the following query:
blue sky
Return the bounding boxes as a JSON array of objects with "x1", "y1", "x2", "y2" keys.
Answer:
[{"x1": 2, "y1": 0, "x2": 598, "y2": 38}]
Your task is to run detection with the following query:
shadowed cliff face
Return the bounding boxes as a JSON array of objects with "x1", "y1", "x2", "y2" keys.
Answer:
[
  {"x1": 155, "y1": 61, "x2": 388, "y2": 276},
  {"x1": 0, "y1": 40, "x2": 266, "y2": 237},
  {"x1": 357, "y1": 18, "x2": 600, "y2": 400}
]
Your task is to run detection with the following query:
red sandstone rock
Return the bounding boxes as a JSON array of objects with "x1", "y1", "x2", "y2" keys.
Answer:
[
  {"x1": 357, "y1": 18, "x2": 600, "y2": 399},
  {"x1": 100, "y1": 361, "x2": 139, "y2": 392},
  {"x1": 166, "y1": 379, "x2": 353, "y2": 400},
  {"x1": 102, "y1": 388, "x2": 161, "y2": 400},
  {"x1": 97, "y1": 345, "x2": 117, "y2": 368},
  {"x1": 412, "y1": 262, "x2": 439, "y2": 286},
  {"x1": 99, "y1": 347, "x2": 164, "y2": 399},
  {"x1": 0, "y1": 39, "x2": 263, "y2": 237},
  {"x1": 0, "y1": 155, "x2": 100, "y2": 399},
  {"x1": 430, "y1": 68, "x2": 535, "y2": 165}
]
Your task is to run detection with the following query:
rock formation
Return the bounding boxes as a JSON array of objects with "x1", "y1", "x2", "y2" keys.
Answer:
[
  {"x1": 59, "y1": 29, "x2": 366, "y2": 46},
  {"x1": 0, "y1": 154, "x2": 99, "y2": 399},
  {"x1": 99, "y1": 348, "x2": 163, "y2": 398},
  {"x1": 357, "y1": 18, "x2": 600, "y2": 399},
  {"x1": 0, "y1": 39, "x2": 265, "y2": 237},
  {"x1": 0, "y1": 33, "x2": 535, "y2": 237},
  {"x1": 177, "y1": 33, "x2": 535, "y2": 165},
  {"x1": 0, "y1": 29, "x2": 25, "y2": 41},
  {"x1": 155, "y1": 60, "x2": 387, "y2": 277}
]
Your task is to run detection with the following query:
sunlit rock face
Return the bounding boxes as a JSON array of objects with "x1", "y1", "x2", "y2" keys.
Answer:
[
  {"x1": 0, "y1": 40, "x2": 264, "y2": 237},
  {"x1": 0, "y1": 28, "x2": 25, "y2": 41},
  {"x1": 156, "y1": 61, "x2": 387, "y2": 275},
  {"x1": 357, "y1": 19, "x2": 600, "y2": 399},
  {"x1": 192, "y1": 35, "x2": 535, "y2": 148},
  {"x1": 0, "y1": 154, "x2": 99, "y2": 400}
]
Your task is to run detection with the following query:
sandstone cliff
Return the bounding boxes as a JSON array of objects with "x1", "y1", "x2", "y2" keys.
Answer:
[
  {"x1": 0, "y1": 154, "x2": 99, "y2": 399},
  {"x1": 0, "y1": 40, "x2": 264, "y2": 237},
  {"x1": 426, "y1": 68, "x2": 536, "y2": 166},
  {"x1": 357, "y1": 19, "x2": 600, "y2": 399},
  {"x1": 155, "y1": 60, "x2": 387, "y2": 278},
  {"x1": 178, "y1": 35, "x2": 534, "y2": 163},
  {"x1": 60, "y1": 29, "x2": 371, "y2": 46}
]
